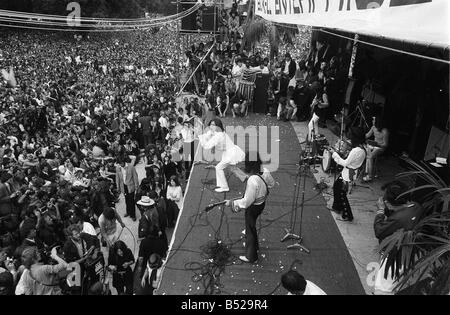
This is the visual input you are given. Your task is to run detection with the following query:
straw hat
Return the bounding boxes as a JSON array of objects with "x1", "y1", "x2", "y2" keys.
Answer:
[{"x1": 137, "y1": 196, "x2": 155, "y2": 207}]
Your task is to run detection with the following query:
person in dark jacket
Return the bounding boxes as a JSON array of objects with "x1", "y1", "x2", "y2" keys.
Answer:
[
  {"x1": 62, "y1": 224, "x2": 100, "y2": 265},
  {"x1": 108, "y1": 241, "x2": 134, "y2": 295},
  {"x1": 134, "y1": 226, "x2": 168, "y2": 295},
  {"x1": 374, "y1": 181, "x2": 425, "y2": 243},
  {"x1": 149, "y1": 191, "x2": 168, "y2": 245}
]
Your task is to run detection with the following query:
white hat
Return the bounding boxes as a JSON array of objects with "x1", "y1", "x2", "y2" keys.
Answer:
[{"x1": 137, "y1": 196, "x2": 155, "y2": 207}]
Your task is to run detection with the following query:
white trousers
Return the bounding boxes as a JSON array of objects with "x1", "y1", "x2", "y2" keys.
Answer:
[
  {"x1": 308, "y1": 113, "x2": 320, "y2": 142},
  {"x1": 216, "y1": 161, "x2": 230, "y2": 189}
]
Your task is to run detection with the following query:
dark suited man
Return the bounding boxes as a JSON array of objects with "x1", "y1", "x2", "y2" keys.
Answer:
[
  {"x1": 149, "y1": 191, "x2": 168, "y2": 242},
  {"x1": 138, "y1": 112, "x2": 152, "y2": 148},
  {"x1": 282, "y1": 53, "x2": 297, "y2": 80},
  {"x1": 292, "y1": 79, "x2": 313, "y2": 122},
  {"x1": 116, "y1": 157, "x2": 140, "y2": 221}
]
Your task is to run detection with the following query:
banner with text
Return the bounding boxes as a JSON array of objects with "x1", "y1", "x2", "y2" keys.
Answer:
[{"x1": 255, "y1": 0, "x2": 449, "y2": 46}]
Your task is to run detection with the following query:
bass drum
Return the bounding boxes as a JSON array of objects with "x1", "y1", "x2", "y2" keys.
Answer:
[
  {"x1": 322, "y1": 149, "x2": 344, "y2": 173},
  {"x1": 322, "y1": 149, "x2": 333, "y2": 172}
]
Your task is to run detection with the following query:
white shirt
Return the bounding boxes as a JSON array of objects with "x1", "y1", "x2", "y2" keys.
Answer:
[
  {"x1": 146, "y1": 265, "x2": 163, "y2": 289},
  {"x1": 180, "y1": 127, "x2": 195, "y2": 143},
  {"x1": 284, "y1": 61, "x2": 290, "y2": 75},
  {"x1": 167, "y1": 186, "x2": 183, "y2": 210},
  {"x1": 159, "y1": 116, "x2": 169, "y2": 129},
  {"x1": 83, "y1": 222, "x2": 97, "y2": 236},
  {"x1": 234, "y1": 168, "x2": 275, "y2": 210},
  {"x1": 251, "y1": 66, "x2": 269, "y2": 74},
  {"x1": 333, "y1": 147, "x2": 366, "y2": 182},
  {"x1": 121, "y1": 167, "x2": 127, "y2": 183},
  {"x1": 232, "y1": 64, "x2": 244, "y2": 78},
  {"x1": 64, "y1": 169, "x2": 76, "y2": 183},
  {"x1": 287, "y1": 280, "x2": 327, "y2": 295}
]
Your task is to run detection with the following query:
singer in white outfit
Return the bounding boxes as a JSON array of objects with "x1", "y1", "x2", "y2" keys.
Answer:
[{"x1": 198, "y1": 118, "x2": 245, "y2": 193}]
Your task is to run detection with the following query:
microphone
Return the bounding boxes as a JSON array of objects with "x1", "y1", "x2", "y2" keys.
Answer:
[{"x1": 204, "y1": 201, "x2": 226, "y2": 213}]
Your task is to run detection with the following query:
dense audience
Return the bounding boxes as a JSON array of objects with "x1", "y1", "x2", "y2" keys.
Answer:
[{"x1": 0, "y1": 7, "x2": 352, "y2": 294}]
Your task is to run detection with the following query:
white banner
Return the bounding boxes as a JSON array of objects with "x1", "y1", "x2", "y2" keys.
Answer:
[{"x1": 255, "y1": 0, "x2": 450, "y2": 46}]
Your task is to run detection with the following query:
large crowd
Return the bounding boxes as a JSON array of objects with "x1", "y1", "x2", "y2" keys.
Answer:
[{"x1": 0, "y1": 6, "x2": 354, "y2": 294}]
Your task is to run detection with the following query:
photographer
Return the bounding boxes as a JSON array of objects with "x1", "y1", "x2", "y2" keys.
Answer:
[
  {"x1": 373, "y1": 181, "x2": 425, "y2": 295},
  {"x1": 16, "y1": 246, "x2": 68, "y2": 295},
  {"x1": 62, "y1": 224, "x2": 100, "y2": 266},
  {"x1": 374, "y1": 181, "x2": 425, "y2": 243},
  {"x1": 0, "y1": 247, "x2": 16, "y2": 295},
  {"x1": 35, "y1": 201, "x2": 65, "y2": 249}
]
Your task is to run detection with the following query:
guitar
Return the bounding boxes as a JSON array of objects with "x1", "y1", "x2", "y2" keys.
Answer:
[
  {"x1": 204, "y1": 198, "x2": 240, "y2": 213},
  {"x1": 311, "y1": 95, "x2": 321, "y2": 112}
]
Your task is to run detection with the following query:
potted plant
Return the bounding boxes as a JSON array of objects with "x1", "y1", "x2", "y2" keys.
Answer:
[{"x1": 379, "y1": 159, "x2": 450, "y2": 295}]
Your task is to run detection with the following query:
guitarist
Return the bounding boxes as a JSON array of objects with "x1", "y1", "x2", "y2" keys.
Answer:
[
  {"x1": 307, "y1": 77, "x2": 330, "y2": 142},
  {"x1": 225, "y1": 152, "x2": 275, "y2": 264}
]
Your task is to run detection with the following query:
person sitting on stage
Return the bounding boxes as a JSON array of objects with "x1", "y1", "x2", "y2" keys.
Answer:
[
  {"x1": 285, "y1": 99, "x2": 298, "y2": 122},
  {"x1": 307, "y1": 78, "x2": 330, "y2": 142},
  {"x1": 281, "y1": 270, "x2": 327, "y2": 295},
  {"x1": 199, "y1": 119, "x2": 246, "y2": 193},
  {"x1": 329, "y1": 127, "x2": 367, "y2": 222},
  {"x1": 363, "y1": 116, "x2": 389, "y2": 182},
  {"x1": 225, "y1": 152, "x2": 275, "y2": 263},
  {"x1": 277, "y1": 97, "x2": 288, "y2": 121},
  {"x1": 230, "y1": 92, "x2": 248, "y2": 118}
]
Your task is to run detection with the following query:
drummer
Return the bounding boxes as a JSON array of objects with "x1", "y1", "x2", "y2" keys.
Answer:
[
  {"x1": 329, "y1": 127, "x2": 367, "y2": 222},
  {"x1": 363, "y1": 116, "x2": 389, "y2": 182}
]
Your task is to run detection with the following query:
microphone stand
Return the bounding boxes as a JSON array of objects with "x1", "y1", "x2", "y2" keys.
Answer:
[
  {"x1": 281, "y1": 148, "x2": 311, "y2": 254},
  {"x1": 334, "y1": 109, "x2": 346, "y2": 183}
]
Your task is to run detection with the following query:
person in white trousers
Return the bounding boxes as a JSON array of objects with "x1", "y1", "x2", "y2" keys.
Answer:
[{"x1": 198, "y1": 118, "x2": 245, "y2": 193}]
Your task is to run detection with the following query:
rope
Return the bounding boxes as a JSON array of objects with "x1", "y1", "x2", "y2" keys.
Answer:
[
  {"x1": 319, "y1": 28, "x2": 450, "y2": 65},
  {"x1": 176, "y1": 42, "x2": 216, "y2": 97},
  {"x1": 0, "y1": 2, "x2": 201, "y2": 24},
  {"x1": 0, "y1": 3, "x2": 202, "y2": 32},
  {"x1": 271, "y1": 22, "x2": 449, "y2": 64}
]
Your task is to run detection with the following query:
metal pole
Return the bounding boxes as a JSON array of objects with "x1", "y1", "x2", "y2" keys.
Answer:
[
  {"x1": 177, "y1": 43, "x2": 216, "y2": 97},
  {"x1": 177, "y1": 0, "x2": 181, "y2": 90},
  {"x1": 348, "y1": 33, "x2": 359, "y2": 79},
  {"x1": 213, "y1": 0, "x2": 217, "y2": 42}
]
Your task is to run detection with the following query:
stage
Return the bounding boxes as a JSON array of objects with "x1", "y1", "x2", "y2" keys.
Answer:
[{"x1": 157, "y1": 115, "x2": 365, "y2": 295}]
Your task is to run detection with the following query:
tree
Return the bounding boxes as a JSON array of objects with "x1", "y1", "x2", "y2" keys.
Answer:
[
  {"x1": 380, "y1": 159, "x2": 450, "y2": 295},
  {"x1": 241, "y1": 0, "x2": 298, "y2": 58}
]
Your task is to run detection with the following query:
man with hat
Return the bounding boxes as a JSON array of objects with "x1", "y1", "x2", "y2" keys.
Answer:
[
  {"x1": 329, "y1": 127, "x2": 367, "y2": 222},
  {"x1": 137, "y1": 196, "x2": 160, "y2": 240}
]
